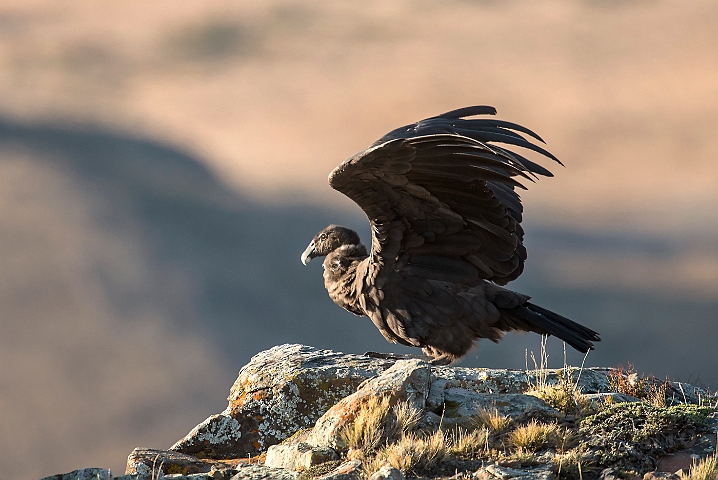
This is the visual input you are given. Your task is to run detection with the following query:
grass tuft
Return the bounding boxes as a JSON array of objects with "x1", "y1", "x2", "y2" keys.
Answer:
[
  {"x1": 508, "y1": 419, "x2": 558, "y2": 452},
  {"x1": 447, "y1": 427, "x2": 490, "y2": 459},
  {"x1": 387, "y1": 400, "x2": 422, "y2": 439},
  {"x1": 679, "y1": 454, "x2": 718, "y2": 480},
  {"x1": 339, "y1": 395, "x2": 391, "y2": 454},
  {"x1": 607, "y1": 364, "x2": 670, "y2": 407},
  {"x1": 472, "y1": 407, "x2": 513, "y2": 434},
  {"x1": 384, "y1": 430, "x2": 448, "y2": 475},
  {"x1": 553, "y1": 446, "x2": 593, "y2": 479},
  {"x1": 527, "y1": 382, "x2": 593, "y2": 418}
]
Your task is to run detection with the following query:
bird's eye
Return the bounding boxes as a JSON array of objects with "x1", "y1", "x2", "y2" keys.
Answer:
[{"x1": 319, "y1": 233, "x2": 327, "y2": 240}]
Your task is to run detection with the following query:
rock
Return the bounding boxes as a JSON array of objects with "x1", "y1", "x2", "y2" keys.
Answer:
[
  {"x1": 368, "y1": 465, "x2": 405, "y2": 480},
  {"x1": 264, "y1": 440, "x2": 338, "y2": 471},
  {"x1": 41, "y1": 468, "x2": 113, "y2": 480},
  {"x1": 481, "y1": 464, "x2": 555, "y2": 480},
  {"x1": 307, "y1": 359, "x2": 431, "y2": 450},
  {"x1": 585, "y1": 392, "x2": 642, "y2": 405},
  {"x1": 430, "y1": 366, "x2": 614, "y2": 397},
  {"x1": 230, "y1": 464, "x2": 298, "y2": 480},
  {"x1": 663, "y1": 382, "x2": 717, "y2": 406},
  {"x1": 125, "y1": 448, "x2": 246, "y2": 479},
  {"x1": 315, "y1": 459, "x2": 363, "y2": 480},
  {"x1": 598, "y1": 468, "x2": 621, "y2": 480},
  {"x1": 644, "y1": 472, "x2": 680, "y2": 480},
  {"x1": 431, "y1": 389, "x2": 561, "y2": 426},
  {"x1": 44, "y1": 345, "x2": 718, "y2": 480},
  {"x1": 171, "y1": 344, "x2": 394, "y2": 459}
]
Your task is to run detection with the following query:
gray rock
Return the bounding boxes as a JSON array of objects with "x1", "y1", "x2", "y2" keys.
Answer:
[
  {"x1": 643, "y1": 472, "x2": 680, "y2": 480},
  {"x1": 368, "y1": 465, "x2": 405, "y2": 480},
  {"x1": 230, "y1": 464, "x2": 298, "y2": 480},
  {"x1": 584, "y1": 392, "x2": 642, "y2": 405},
  {"x1": 430, "y1": 367, "x2": 614, "y2": 397},
  {"x1": 307, "y1": 359, "x2": 431, "y2": 450},
  {"x1": 41, "y1": 469, "x2": 112, "y2": 480},
  {"x1": 264, "y1": 441, "x2": 338, "y2": 471},
  {"x1": 426, "y1": 388, "x2": 560, "y2": 427},
  {"x1": 598, "y1": 468, "x2": 621, "y2": 480},
  {"x1": 668, "y1": 382, "x2": 718, "y2": 406},
  {"x1": 171, "y1": 344, "x2": 394, "y2": 459},
  {"x1": 482, "y1": 464, "x2": 555, "y2": 480},
  {"x1": 125, "y1": 448, "x2": 239, "y2": 480},
  {"x1": 315, "y1": 460, "x2": 363, "y2": 480}
]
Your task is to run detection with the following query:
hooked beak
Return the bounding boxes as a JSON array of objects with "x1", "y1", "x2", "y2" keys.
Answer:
[{"x1": 301, "y1": 241, "x2": 317, "y2": 265}]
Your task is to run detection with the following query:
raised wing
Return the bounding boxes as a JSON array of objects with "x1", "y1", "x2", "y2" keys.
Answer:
[{"x1": 328, "y1": 106, "x2": 560, "y2": 286}]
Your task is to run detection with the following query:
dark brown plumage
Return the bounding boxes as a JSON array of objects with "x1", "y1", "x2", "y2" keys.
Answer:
[{"x1": 301, "y1": 106, "x2": 600, "y2": 365}]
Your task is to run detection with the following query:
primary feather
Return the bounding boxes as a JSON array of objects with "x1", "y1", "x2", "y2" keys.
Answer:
[{"x1": 301, "y1": 106, "x2": 600, "y2": 365}]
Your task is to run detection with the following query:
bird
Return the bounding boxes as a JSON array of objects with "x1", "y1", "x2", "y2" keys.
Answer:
[{"x1": 300, "y1": 105, "x2": 600, "y2": 365}]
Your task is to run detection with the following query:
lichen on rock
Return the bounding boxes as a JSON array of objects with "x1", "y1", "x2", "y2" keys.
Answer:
[{"x1": 43, "y1": 345, "x2": 718, "y2": 480}]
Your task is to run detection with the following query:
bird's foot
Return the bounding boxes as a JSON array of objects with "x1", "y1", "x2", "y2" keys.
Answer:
[
  {"x1": 428, "y1": 356, "x2": 453, "y2": 366},
  {"x1": 363, "y1": 351, "x2": 431, "y2": 362}
]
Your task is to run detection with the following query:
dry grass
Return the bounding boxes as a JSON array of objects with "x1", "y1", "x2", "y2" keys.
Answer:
[
  {"x1": 553, "y1": 447, "x2": 592, "y2": 479},
  {"x1": 552, "y1": 427, "x2": 578, "y2": 454},
  {"x1": 387, "y1": 400, "x2": 422, "y2": 439},
  {"x1": 508, "y1": 420, "x2": 558, "y2": 452},
  {"x1": 679, "y1": 454, "x2": 718, "y2": 480},
  {"x1": 527, "y1": 383, "x2": 593, "y2": 418},
  {"x1": 607, "y1": 364, "x2": 670, "y2": 407},
  {"x1": 447, "y1": 427, "x2": 490, "y2": 459},
  {"x1": 339, "y1": 395, "x2": 392, "y2": 454},
  {"x1": 472, "y1": 407, "x2": 513, "y2": 434},
  {"x1": 363, "y1": 430, "x2": 448, "y2": 477},
  {"x1": 339, "y1": 396, "x2": 423, "y2": 466},
  {"x1": 385, "y1": 430, "x2": 448, "y2": 475}
]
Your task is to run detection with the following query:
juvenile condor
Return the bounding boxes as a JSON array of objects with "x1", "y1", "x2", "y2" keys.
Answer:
[{"x1": 301, "y1": 106, "x2": 600, "y2": 365}]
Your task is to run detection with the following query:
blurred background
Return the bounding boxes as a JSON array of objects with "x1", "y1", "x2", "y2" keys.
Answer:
[{"x1": 0, "y1": 0, "x2": 716, "y2": 478}]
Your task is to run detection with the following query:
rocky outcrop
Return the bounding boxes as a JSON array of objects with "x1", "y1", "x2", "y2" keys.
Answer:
[
  {"x1": 43, "y1": 344, "x2": 718, "y2": 480},
  {"x1": 170, "y1": 344, "x2": 395, "y2": 459}
]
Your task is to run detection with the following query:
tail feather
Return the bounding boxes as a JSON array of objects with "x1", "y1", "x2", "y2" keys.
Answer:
[{"x1": 503, "y1": 302, "x2": 600, "y2": 353}]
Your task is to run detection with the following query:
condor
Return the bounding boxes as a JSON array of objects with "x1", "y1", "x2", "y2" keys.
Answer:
[{"x1": 301, "y1": 106, "x2": 599, "y2": 365}]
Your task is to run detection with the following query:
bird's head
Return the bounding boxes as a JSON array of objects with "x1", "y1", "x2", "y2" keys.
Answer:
[{"x1": 301, "y1": 225, "x2": 361, "y2": 265}]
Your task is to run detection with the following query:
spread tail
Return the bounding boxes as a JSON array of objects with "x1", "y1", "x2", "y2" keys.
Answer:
[{"x1": 502, "y1": 302, "x2": 600, "y2": 353}]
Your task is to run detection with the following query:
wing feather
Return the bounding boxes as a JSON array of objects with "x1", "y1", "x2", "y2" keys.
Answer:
[{"x1": 328, "y1": 106, "x2": 559, "y2": 286}]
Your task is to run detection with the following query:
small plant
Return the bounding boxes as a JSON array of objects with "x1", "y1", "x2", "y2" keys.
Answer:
[
  {"x1": 527, "y1": 382, "x2": 593, "y2": 418},
  {"x1": 447, "y1": 426, "x2": 490, "y2": 459},
  {"x1": 296, "y1": 460, "x2": 342, "y2": 480},
  {"x1": 387, "y1": 400, "x2": 422, "y2": 439},
  {"x1": 679, "y1": 454, "x2": 718, "y2": 480},
  {"x1": 339, "y1": 395, "x2": 391, "y2": 454},
  {"x1": 380, "y1": 430, "x2": 448, "y2": 476},
  {"x1": 361, "y1": 453, "x2": 389, "y2": 479},
  {"x1": 607, "y1": 364, "x2": 670, "y2": 406},
  {"x1": 578, "y1": 402, "x2": 714, "y2": 472},
  {"x1": 508, "y1": 419, "x2": 558, "y2": 452},
  {"x1": 552, "y1": 426, "x2": 578, "y2": 454},
  {"x1": 472, "y1": 407, "x2": 513, "y2": 434},
  {"x1": 507, "y1": 448, "x2": 541, "y2": 467},
  {"x1": 554, "y1": 446, "x2": 593, "y2": 479}
]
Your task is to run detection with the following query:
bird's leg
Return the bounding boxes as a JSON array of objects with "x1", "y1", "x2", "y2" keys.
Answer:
[
  {"x1": 421, "y1": 347, "x2": 457, "y2": 366},
  {"x1": 363, "y1": 351, "x2": 432, "y2": 362},
  {"x1": 428, "y1": 356, "x2": 453, "y2": 366}
]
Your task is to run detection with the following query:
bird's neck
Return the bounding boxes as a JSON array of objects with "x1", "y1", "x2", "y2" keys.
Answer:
[
  {"x1": 322, "y1": 243, "x2": 368, "y2": 315},
  {"x1": 322, "y1": 243, "x2": 368, "y2": 275}
]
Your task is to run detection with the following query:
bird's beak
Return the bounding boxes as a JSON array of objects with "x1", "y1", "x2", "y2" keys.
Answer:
[{"x1": 301, "y1": 242, "x2": 317, "y2": 265}]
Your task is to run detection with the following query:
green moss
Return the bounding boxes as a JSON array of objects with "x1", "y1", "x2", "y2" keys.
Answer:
[
  {"x1": 296, "y1": 460, "x2": 342, "y2": 480},
  {"x1": 578, "y1": 402, "x2": 714, "y2": 473},
  {"x1": 163, "y1": 464, "x2": 191, "y2": 475}
]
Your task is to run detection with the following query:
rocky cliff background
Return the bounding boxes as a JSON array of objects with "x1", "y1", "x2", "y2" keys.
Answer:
[{"x1": 0, "y1": 1, "x2": 717, "y2": 479}]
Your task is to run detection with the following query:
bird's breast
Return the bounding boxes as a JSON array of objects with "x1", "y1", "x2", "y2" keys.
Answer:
[{"x1": 324, "y1": 261, "x2": 365, "y2": 316}]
